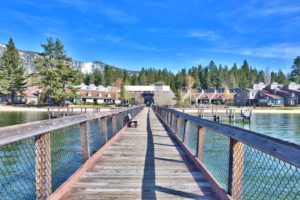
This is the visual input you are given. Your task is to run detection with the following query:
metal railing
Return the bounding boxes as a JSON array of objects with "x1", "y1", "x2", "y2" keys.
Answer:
[
  {"x1": 153, "y1": 105, "x2": 300, "y2": 200},
  {"x1": 0, "y1": 105, "x2": 143, "y2": 200}
]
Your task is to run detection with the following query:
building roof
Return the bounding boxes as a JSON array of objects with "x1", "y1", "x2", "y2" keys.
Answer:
[
  {"x1": 213, "y1": 93, "x2": 234, "y2": 100},
  {"x1": 198, "y1": 93, "x2": 216, "y2": 100},
  {"x1": 80, "y1": 89, "x2": 116, "y2": 99},
  {"x1": 245, "y1": 88, "x2": 260, "y2": 92},
  {"x1": 23, "y1": 87, "x2": 40, "y2": 97},
  {"x1": 258, "y1": 90, "x2": 283, "y2": 99},
  {"x1": 276, "y1": 89, "x2": 293, "y2": 97}
]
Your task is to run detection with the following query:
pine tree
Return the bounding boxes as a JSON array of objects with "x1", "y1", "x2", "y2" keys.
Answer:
[
  {"x1": 93, "y1": 69, "x2": 104, "y2": 86},
  {"x1": 276, "y1": 70, "x2": 287, "y2": 85},
  {"x1": 104, "y1": 65, "x2": 114, "y2": 86},
  {"x1": 291, "y1": 56, "x2": 300, "y2": 83},
  {"x1": 34, "y1": 37, "x2": 80, "y2": 105},
  {"x1": 0, "y1": 38, "x2": 26, "y2": 103}
]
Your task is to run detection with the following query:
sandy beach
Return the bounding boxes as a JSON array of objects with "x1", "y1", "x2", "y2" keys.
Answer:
[
  {"x1": 173, "y1": 107, "x2": 300, "y2": 114},
  {"x1": 0, "y1": 105, "x2": 114, "y2": 112},
  {"x1": 1, "y1": 105, "x2": 300, "y2": 114},
  {"x1": 0, "y1": 105, "x2": 48, "y2": 112}
]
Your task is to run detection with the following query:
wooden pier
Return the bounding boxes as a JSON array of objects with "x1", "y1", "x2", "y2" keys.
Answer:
[
  {"x1": 47, "y1": 107, "x2": 117, "y2": 119},
  {"x1": 0, "y1": 106, "x2": 299, "y2": 200},
  {"x1": 59, "y1": 108, "x2": 216, "y2": 199},
  {"x1": 175, "y1": 108, "x2": 252, "y2": 123},
  {"x1": 197, "y1": 108, "x2": 252, "y2": 123}
]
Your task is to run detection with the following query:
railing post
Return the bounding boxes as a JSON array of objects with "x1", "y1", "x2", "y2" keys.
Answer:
[
  {"x1": 197, "y1": 126, "x2": 206, "y2": 162},
  {"x1": 101, "y1": 117, "x2": 107, "y2": 145},
  {"x1": 80, "y1": 121, "x2": 90, "y2": 162},
  {"x1": 175, "y1": 116, "x2": 180, "y2": 135},
  {"x1": 170, "y1": 113, "x2": 173, "y2": 130},
  {"x1": 112, "y1": 114, "x2": 116, "y2": 135},
  {"x1": 183, "y1": 120, "x2": 190, "y2": 145},
  {"x1": 122, "y1": 111, "x2": 125, "y2": 127},
  {"x1": 35, "y1": 132, "x2": 51, "y2": 200},
  {"x1": 228, "y1": 138, "x2": 244, "y2": 200}
]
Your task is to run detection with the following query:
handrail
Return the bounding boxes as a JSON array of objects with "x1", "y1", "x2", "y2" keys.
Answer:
[
  {"x1": 0, "y1": 105, "x2": 144, "y2": 200},
  {"x1": 153, "y1": 105, "x2": 300, "y2": 200},
  {"x1": 0, "y1": 106, "x2": 141, "y2": 146},
  {"x1": 155, "y1": 106, "x2": 300, "y2": 167}
]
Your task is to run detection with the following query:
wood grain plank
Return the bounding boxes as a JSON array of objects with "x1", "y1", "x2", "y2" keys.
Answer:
[{"x1": 61, "y1": 108, "x2": 217, "y2": 200}]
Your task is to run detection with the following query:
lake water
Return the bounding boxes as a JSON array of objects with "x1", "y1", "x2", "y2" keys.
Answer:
[
  {"x1": 0, "y1": 111, "x2": 299, "y2": 199},
  {"x1": 219, "y1": 113, "x2": 300, "y2": 144},
  {"x1": 187, "y1": 113, "x2": 300, "y2": 199},
  {"x1": 1, "y1": 112, "x2": 299, "y2": 144},
  {"x1": 0, "y1": 111, "x2": 114, "y2": 200},
  {"x1": 0, "y1": 111, "x2": 48, "y2": 127}
]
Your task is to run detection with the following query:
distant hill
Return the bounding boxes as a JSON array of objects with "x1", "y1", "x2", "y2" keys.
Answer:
[{"x1": 0, "y1": 44, "x2": 139, "y2": 75}]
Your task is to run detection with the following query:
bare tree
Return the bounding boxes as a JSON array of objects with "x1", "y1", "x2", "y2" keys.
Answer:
[
  {"x1": 112, "y1": 78, "x2": 122, "y2": 103},
  {"x1": 223, "y1": 85, "x2": 231, "y2": 105},
  {"x1": 186, "y1": 75, "x2": 195, "y2": 105},
  {"x1": 264, "y1": 67, "x2": 271, "y2": 85}
]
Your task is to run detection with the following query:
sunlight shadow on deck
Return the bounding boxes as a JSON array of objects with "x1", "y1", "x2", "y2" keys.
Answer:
[
  {"x1": 155, "y1": 186, "x2": 204, "y2": 199},
  {"x1": 155, "y1": 157, "x2": 184, "y2": 164},
  {"x1": 142, "y1": 109, "x2": 156, "y2": 199},
  {"x1": 153, "y1": 142, "x2": 177, "y2": 147},
  {"x1": 155, "y1": 111, "x2": 217, "y2": 199}
]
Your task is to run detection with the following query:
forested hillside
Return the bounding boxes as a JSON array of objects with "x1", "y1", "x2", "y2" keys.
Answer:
[{"x1": 84, "y1": 59, "x2": 291, "y2": 93}]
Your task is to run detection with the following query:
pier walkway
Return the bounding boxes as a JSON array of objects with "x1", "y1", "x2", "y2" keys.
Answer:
[
  {"x1": 0, "y1": 105, "x2": 299, "y2": 200},
  {"x1": 61, "y1": 108, "x2": 216, "y2": 199}
]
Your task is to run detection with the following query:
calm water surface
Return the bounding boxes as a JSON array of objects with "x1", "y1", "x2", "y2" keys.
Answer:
[
  {"x1": 0, "y1": 111, "x2": 111, "y2": 199},
  {"x1": 188, "y1": 113, "x2": 300, "y2": 199},
  {"x1": 220, "y1": 113, "x2": 300, "y2": 144},
  {"x1": 0, "y1": 111, "x2": 48, "y2": 127},
  {"x1": 0, "y1": 112, "x2": 299, "y2": 199}
]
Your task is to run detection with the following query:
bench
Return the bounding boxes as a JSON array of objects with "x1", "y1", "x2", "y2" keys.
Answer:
[{"x1": 125, "y1": 114, "x2": 138, "y2": 128}]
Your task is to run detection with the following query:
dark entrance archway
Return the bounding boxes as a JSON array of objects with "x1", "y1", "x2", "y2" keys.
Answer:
[{"x1": 142, "y1": 93, "x2": 154, "y2": 107}]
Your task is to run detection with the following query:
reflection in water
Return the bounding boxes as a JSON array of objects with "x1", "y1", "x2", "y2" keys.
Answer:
[{"x1": 0, "y1": 112, "x2": 48, "y2": 127}]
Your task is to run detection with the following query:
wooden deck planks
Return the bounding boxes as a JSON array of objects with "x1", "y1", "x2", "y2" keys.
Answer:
[{"x1": 61, "y1": 108, "x2": 217, "y2": 200}]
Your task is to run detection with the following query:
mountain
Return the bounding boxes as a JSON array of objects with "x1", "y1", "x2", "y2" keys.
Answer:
[{"x1": 0, "y1": 44, "x2": 139, "y2": 75}]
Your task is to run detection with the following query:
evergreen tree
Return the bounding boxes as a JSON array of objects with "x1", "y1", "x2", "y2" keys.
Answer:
[
  {"x1": 104, "y1": 65, "x2": 114, "y2": 86},
  {"x1": 34, "y1": 37, "x2": 80, "y2": 105},
  {"x1": 228, "y1": 73, "x2": 237, "y2": 88},
  {"x1": 93, "y1": 69, "x2": 104, "y2": 86},
  {"x1": 83, "y1": 74, "x2": 91, "y2": 85},
  {"x1": 0, "y1": 38, "x2": 26, "y2": 103},
  {"x1": 276, "y1": 70, "x2": 287, "y2": 85},
  {"x1": 291, "y1": 56, "x2": 300, "y2": 83},
  {"x1": 138, "y1": 69, "x2": 147, "y2": 85}
]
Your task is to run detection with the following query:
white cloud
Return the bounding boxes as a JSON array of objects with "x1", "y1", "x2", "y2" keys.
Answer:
[
  {"x1": 126, "y1": 43, "x2": 166, "y2": 52},
  {"x1": 101, "y1": 34, "x2": 123, "y2": 44},
  {"x1": 208, "y1": 43, "x2": 300, "y2": 60},
  {"x1": 58, "y1": 0, "x2": 88, "y2": 11},
  {"x1": 98, "y1": 6, "x2": 139, "y2": 24},
  {"x1": 260, "y1": 6, "x2": 300, "y2": 16},
  {"x1": 186, "y1": 30, "x2": 219, "y2": 41}
]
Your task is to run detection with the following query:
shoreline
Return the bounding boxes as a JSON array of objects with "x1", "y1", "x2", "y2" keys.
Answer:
[
  {"x1": 1, "y1": 105, "x2": 300, "y2": 114},
  {"x1": 0, "y1": 105, "x2": 113, "y2": 112},
  {"x1": 0, "y1": 105, "x2": 48, "y2": 112},
  {"x1": 173, "y1": 108, "x2": 300, "y2": 114}
]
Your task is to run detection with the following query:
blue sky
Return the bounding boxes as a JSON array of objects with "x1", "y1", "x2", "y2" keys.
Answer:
[{"x1": 0, "y1": 0, "x2": 300, "y2": 72}]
